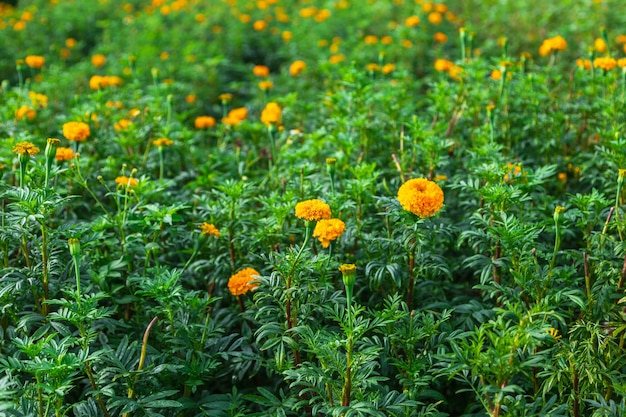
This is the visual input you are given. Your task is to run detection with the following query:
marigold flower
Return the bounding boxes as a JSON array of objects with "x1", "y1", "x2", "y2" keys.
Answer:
[
  {"x1": 228, "y1": 267, "x2": 260, "y2": 296},
  {"x1": 405, "y1": 15, "x2": 420, "y2": 27},
  {"x1": 91, "y1": 54, "x2": 107, "y2": 67},
  {"x1": 253, "y1": 65, "x2": 270, "y2": 77},
  {"x1": 15, "y1": 105, "x2": 36, "y2": 120},
  {"x1": 313, "y1": 218, "x2": 345, "y2": 248},
  {"x1": 25, "y1": 55, "x2": 45, "y2": 69},
  {"x1": 289, "y1": 60, "x2": 306, "y2": 76},
  {"x1": 223, "y1": 107, "x2": 248, "y2": 125},
  {"x1": 55, "y1": 147, "x2": 75, "y2": 161},
  {"x1": 258, "y1": 80, "x2": 274, "y2": 90},
  {"x1": 153, "y1": 137, "x2": 173, "y2": 147},
  {"x1": 195, "y1": 115, "x2": 216, "y2": 129},
  {"x1": 261, "y1": 102, "x2": 282, "y2": 126},
  {"x1": 115, "y1": 176, "x2": 138, "y2": 187},
  {"x1": 397, "y1": 178, "x2": 444, "y2": 218},
  {"x1": 13, "y1": 141, "x2": 40, "y2": 156},
  {"x1": 295, "y1": 199, "x2": 331, "y2": 221},
  {"x1": 199, "y1": 222, "x2": 220, "y2": 237},
  {"x1": 63, "y1": 122, "x2": 91, "y2": 142}
]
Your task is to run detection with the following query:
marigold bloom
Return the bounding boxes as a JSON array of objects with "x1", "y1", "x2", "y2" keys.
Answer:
[
  {"x1": 397, "y1": 178, "x2": 444, "y2": 218},
  {"x1": 253, "y1": 65, "x2": 270, "y2": 77},
  {"x1": 313, "y1": 218, "x2": 346, "y2": 248},
  {"x1": 295, "y1": 199, "x2": 331, "y2": 221},
  {"x1": 258, "y1": 80, "x2": 274, "y2": 90},
  {"x1": 63, "y1": 122, "x2": 91, "y2": 142},
  {"x1": 289, "y1": 60, "x2": 306, "y2": 76},
  {"x1": 13, "y1": 141, "x2": 40, "y2": 156},
  {"x1": 55, "y1": 147, "x2": 75, "y2": 161},
  {"x1": 228, "y1": 267, "x2": 260, "y2": 296},
  {"x1": 195, "y1": 115, "x2": 216, "y2": 129},
  {"x1": 115, "y1": 176, "x2": 138, "y2": 187},
  {"x1": 15, "y1": 105, "x2": 36, "y2": 121},
  {"x1": 153, "y1": 137, "x2": 173, "y2": 147},
  {"x1": 594, "y1": 56, "x2": 617, "y2": 71},
  {"x1": 199, "y1": 222, "x2": 220, "y2": 237},
  {"x1": 25, "y1": 55, "x2": 45, "y2": 69},
  {"x1": 223, "y1": 107, "x2": 248, "y2": 125},
  {"x1": 261, "y1": 102, "x2": 282, "y2": 125},
  {"x1": 91, "y1": 54, "x2": 107, "y2": 67}
]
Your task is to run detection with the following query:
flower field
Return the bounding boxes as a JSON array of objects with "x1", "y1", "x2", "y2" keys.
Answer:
[{"x1": 2, "y1": 0, "x2": 626, "y2": 415}]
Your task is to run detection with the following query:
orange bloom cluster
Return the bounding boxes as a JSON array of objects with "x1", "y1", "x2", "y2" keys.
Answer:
[
  {"x1": 55, "y1": 147, "x2": 75, "y2": 161},
  {"x1": 13, "y1": 141, "x2": 40, "y2": 156},
  {"x1": 261, "y1": 102, "x2": 282, "y2": 126},
  {"x1": 397, "y1": 178, "x2": 444, "y2": 218},
  {"x1": 228, "y1": 267, "x2": 260, "y2": 296},
  {"x1": 594, "y1": 57, "x2": 617, "y2": 71},
  {"x1": 313, "y1": 218, "x2": 345, "y2": 248},
  {"x1": 24, "y1": 55, "x2": 45, "y2": 69},
  {"x1": 295, "y1": 199, "x2": 331, "y2": 221},
  {"x1": 539, "y1": 35, "x2": 567, "y2": 56},
  {"x1": 115, "y1": 176, "x2": 138, "y2": 187},
  {"x1": 63, "y1": 122, "x2": 91, "y2": 142},
  {"x1": 195, "y1": 116, "x2": 216, "y2": 129},
  {"x1": 289, "y1": 60, "x2": 306, "y2": 76},
  {"x1": 223, "y1": 107, "x2": 248, "y2": 125},
  {"x1": 199, "y1": 222, "x2": 220, "y2": 237},
  {"x1": 89, "y1": 75, "x2": 123, "y2": 90}
]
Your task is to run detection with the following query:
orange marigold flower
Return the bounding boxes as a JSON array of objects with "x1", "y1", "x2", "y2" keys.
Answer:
[
  {"x1": 91, "y1": 54, "x2": 107, "y2": 67},
  {"x1": 153, "y1": 137, "x2": 173, "y2": 147},
  {"x1": 195, "y1": 115, "x2": 216, "y2": 129},
  {"x1": 115, "y1": 176, "x2": 138, "y2": 187},
  {"x1": 261, "y1": 102, "x2": 282, "y2": 125},
  {"x1": 295, "y1": 199, "x2": 331, "y2": 221},
  {"x1": 397, "y1": 178, "x2": 444, "y2": 218},
  {"x1": 55, "y1": 147, "x2": 75, "y2": 161},
  {"x1": 289, "y1": 60, "x2": 306, "y2": 76},
  {"x1": 12, "y1": 141, "x2": 40, "y2": 156},
  {"x1": 228, "y1": 267, "x2": 260, "y2": 296},
  {"x1": 253, "y1": 65, "x2": 270, "y2": 77},
  {"x1": 24, "y1": 55, "x2": 45, "y2": 69},
  {"x1": 199, "y1": 222, "x2": 220, "y2": 237},
  {"x1": 15, "y1": 105, "x2": 36, "y2": 121},
  {"x1": 312, "y1": 218, "x2": 345, "y2": 248},
  {"x1": 63, "y1": 122, "x2": 91, "y2": 142}
]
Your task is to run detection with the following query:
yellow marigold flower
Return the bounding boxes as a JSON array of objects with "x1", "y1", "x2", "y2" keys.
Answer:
[
  {"x1": 114, "y1": 119, "x2": 133, "y2": 131},
  {"x1": 253, "y1": 65, "x2": 270, "y2": 77},
  {"x1": 115, "y1": 176, "x2": 138, "y2": 187},
  {"x1": 576, "y1": 58, "x2": 592, "y2": 70},
  {"x1": 434, "y1": 32, "x2": 448, "y2": 43},
  {"x1": 199, "y1": 222, "x2": 220, "y2": 237},
  {"x1": 91, "y1": 54, "x2": 107, "y2": 67},
  {"x1": 594, "y1": 56, "x2": 617, "y2": 71},
  {"x1": 261, "y1": 102, "x2": 282, "y2": 126},
  {"x1": 434, "y1": 58, "x2": 454, "y2": 72},
  {"x1": 63, "y1": 121, "x2": 91, "y2": 142},
  {"x1": 15, "y1": 105, "x2": 36, "y2": 121},
  {"x1": 228, "y1": 267, "x2": 260, "y2": 296},
  {"x1": 223, "y1": 107, "x2": 248, "y2": 125},
  {"x1": 195, "y1": 115, "x2": 216, "y2": 129},
  {"x1": 312, "y1": 218, "x2": 345, "y2": 248},
  {"x1": 427, "y1": 12, "x2": 442, "y2": 24},
  {"x1": 55, "y1": 147, "x2": 75, "y2": 161},
  {"x1": 258, "y1": 80, "x2": 274, "y2": 90},
  {"x1": 12, "y1": 141, "x2": 40, "y2": 156},
  {"x1": 25, "y1": 55, "x2": 45, "y2": 69},
  {"x1": 295, "y1": 199, "x2": 332, "y2": 221},
  {"x1": 289, "y1": 60, "x2": 306, "y2": 76},
  {"x1": 405, "y1": 15, "x2": 420, "y2": 27},
  {"x1": 397, "y1": 178, "x2": 444, "y2": 218},
  {"x1": 153, "y1": 137, "x2": 173, "y2": 147}
]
